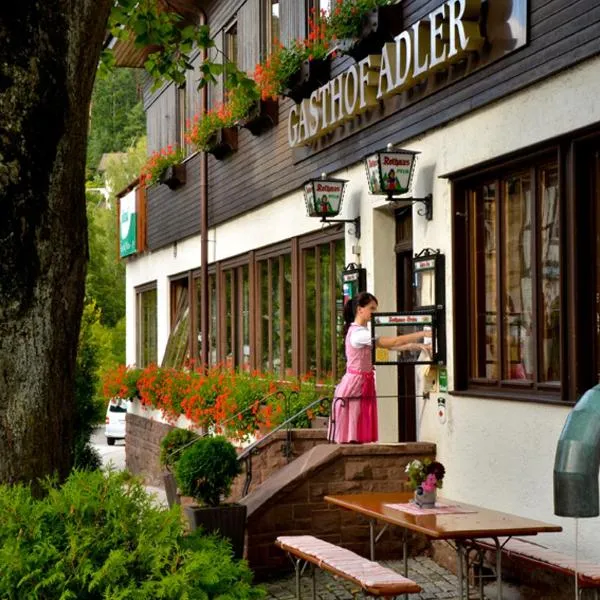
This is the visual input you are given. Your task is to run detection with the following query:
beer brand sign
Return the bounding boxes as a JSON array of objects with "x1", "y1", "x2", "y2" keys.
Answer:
[{"x1": 288, "y1": 0, "x2": 526, "y2": 147}]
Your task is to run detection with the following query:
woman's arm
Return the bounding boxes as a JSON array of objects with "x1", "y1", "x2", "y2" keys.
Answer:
[{"x1": 376, "y1": 330, "x2": 425, "y2": 349}]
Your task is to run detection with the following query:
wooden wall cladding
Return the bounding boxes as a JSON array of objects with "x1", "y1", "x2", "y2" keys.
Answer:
[
  {"x1": 143, "y1": 0, "x2": 600, "y2": 250},
  {"x1": 146, "y1": 154, "x2": 202, "y2": 250},
  {"x1": 204, "y1": 0, "x2": 600, "y2": 231}
]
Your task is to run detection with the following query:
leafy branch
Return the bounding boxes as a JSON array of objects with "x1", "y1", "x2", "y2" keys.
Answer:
[{"x1": 103, "y1": 0, "x2": 255, "y2": 92}]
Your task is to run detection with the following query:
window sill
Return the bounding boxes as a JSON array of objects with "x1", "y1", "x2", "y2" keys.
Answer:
[{"x1": 448, "y1": 388, "x2": 574, "y2": 407}]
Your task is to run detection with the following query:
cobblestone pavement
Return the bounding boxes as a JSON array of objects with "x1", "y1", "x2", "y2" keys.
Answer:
[{"x1": 261, "y1": 555, "x2": 492, "y2": 600}]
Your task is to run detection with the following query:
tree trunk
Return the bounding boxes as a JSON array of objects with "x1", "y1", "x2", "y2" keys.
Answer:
[{"x1": 0, "y1": 1, "x2": 112, "y2": 485}]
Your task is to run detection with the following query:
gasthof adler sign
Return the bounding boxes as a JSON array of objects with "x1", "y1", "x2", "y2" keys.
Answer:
[{"x1": 288, "y1": 0, "x2": 484, "y2": 147}]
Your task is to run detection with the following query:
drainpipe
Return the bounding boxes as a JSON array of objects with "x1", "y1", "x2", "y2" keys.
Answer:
[
  {"x1": 198, "y1": 8, "x2": 209, "y2": 368},
  {"x1": 553, "y1": 384, "x2": 600, "y2": 517}
]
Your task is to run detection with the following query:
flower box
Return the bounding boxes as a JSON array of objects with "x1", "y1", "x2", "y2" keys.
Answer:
[
  {"x1": 206, "y1": 126, "x2": 238, "y2": 160},
  {"x1": 159, "y1": 163, "x2": 186, "y2": 190},
  {"x1": 282, "y1": 58, "x2": 330, "y2": 104},
  {"x1": 237, "y1": 98, "x2": 279, "y2": 136},
  {"x1": 335, "y1": 5, "x2": 403, "y2": 62}
]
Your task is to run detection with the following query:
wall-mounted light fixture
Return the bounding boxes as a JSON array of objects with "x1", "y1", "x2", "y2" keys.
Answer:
[
  {"x1": 363, "y1": 143, "x2": 433, "y2": 220},
  {"x1": 303, "y1": 173, "x2": 361, "y2": 238}
]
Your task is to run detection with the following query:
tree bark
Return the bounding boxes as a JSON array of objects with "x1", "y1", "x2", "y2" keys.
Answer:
[{"x1": 0, "y1": 1, "x2": 112, "y2": 485}]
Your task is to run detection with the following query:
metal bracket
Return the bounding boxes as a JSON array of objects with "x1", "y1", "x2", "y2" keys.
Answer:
[
  {"x1": 387, "y1": 193, "x2": 433, "y2": 221},
  {"x1": 320, "y1": 215, "x2": 361, "y2": 239}
]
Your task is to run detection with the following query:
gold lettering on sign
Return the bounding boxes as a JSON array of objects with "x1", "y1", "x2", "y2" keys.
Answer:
[{"x1": 287, "y1": 0, "x2": 484, "y2": 147}]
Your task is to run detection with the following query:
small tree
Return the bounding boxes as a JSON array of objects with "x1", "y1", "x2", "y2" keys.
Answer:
[{"x1": 175, "y1": 436, "x2": 241, "y2": 507}]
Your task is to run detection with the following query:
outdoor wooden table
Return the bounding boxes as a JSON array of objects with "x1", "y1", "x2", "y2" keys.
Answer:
[{"x1": 324, "y1": 491, "x2": 562, "y2": 600}]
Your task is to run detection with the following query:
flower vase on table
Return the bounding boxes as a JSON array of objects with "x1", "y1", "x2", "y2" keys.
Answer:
[
  {"x1": 405, "y1": 458, "x2": 446, "y2": 508},
  {"x1": 414, "y1": 485, "x2": 436, "y2": 508}
]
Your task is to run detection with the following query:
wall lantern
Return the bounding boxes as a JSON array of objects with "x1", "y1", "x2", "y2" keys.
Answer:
[
  {"x1": 363, "y1": 143, "x2": 433, "y2": 220},
  {"x1": 303, "y1": 173, "x2": 361, "y2": 238}
]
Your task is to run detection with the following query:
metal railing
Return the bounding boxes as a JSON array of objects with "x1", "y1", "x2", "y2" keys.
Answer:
[{"x1": 238, "y1": 393, "x2": 331, "y2": 496}]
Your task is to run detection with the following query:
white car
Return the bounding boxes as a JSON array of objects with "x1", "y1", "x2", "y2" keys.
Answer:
[{"x1": 105, "y1": 398, "x2": 128, "y2": 446}]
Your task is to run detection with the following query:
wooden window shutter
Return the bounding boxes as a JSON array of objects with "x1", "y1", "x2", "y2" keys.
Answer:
[
  {"x1": 237, "y1": 0, "x2": 262, "y2": 74},
  {"x1": 280, "y1": 0, "x2": 306, "y2": 47}
]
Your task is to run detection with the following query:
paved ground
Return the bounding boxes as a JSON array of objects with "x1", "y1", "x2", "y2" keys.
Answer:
[
  {"x1": 261, "y1": 555, "x2": 472, "y2": 599},
  {"x1": 89, "y1": 430, "x2": 522, "y2": 599}
]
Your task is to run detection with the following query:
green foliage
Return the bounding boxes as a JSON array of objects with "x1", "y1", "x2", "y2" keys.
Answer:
[
  {"x1": 86, "y1": 192, "x2": 125, "y2": 329},
  {"x1": 328, "y1": 0, "x2": 393, "y2": 40},
  {"x1": 0, "y1": 470, "x2": 265, "y2": 599},
  {"x1": 106, "y1": 1, "x2": 218, "y2": 90},
  {"x1": 160, "y1": 428, "x2": 199, "y2": 471},
  {"x1": 73, "y1": 301, "x2": 106, "y2": 471},
  {"x1": 87, "y1": 68, "x2": 145, "y2": 175},
  {"x1": 102, "y1": 136, "x2": 148, "y2": 197},
  {"x1": 175, "y1": 436, "x2": 242, "y2": 507}
]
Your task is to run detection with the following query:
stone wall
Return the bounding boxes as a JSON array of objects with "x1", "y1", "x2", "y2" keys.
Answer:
[
  {"x1": 126, "y1": 413, "x2": 172, "y2": 486},
  {"x1": 242, "y1": 442, "x2": 436, "y2": 577},
  {"x1": 231, "y1": 429, "x2": 329, "y2": 500},
  {"x1": 126, "y1": 413, "x2": 330, "y2": 493},
  {"x1": 127, "y1": 412, "x2": 437, "y2": 579}
]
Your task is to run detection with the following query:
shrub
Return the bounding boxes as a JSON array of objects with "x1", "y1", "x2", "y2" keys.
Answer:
[
  {"x1": 0, "y1": 470, "x2": 264, "y2": 599},
  {"x1": 175, "y1": 435, "x2": 242, "y2": 507},
  {"x1": 160, "y1": 427, "x2": 199, "y2": 471}
]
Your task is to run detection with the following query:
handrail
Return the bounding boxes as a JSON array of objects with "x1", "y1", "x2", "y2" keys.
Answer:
[{"x1": 239, "y1": 394, "x2": 331, "y2": 496}]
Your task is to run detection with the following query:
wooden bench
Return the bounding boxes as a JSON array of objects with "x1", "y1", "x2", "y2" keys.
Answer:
[
  {"x1": 475, "y1": 537, "x2": 600, "y2": 599},
  {"x1": 275, "y1": 535, "x2": 421, "y2": 599}
]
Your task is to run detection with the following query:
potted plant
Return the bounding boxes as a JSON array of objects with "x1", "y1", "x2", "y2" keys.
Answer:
[
  {"x1": 185, "y1": 106, "x2": 238, "y2": 160},
  {"x1": 140, "y1": 145, "x2": 186, "y2": 188},
  {"x1": 228, "y1": 78, "x2": 279, "y2": 136},
  {"x1": 405, "y1": 458, "x2": 445, "y2": 508},
  {"x1": 175, "y1": 435, "x2": 246, "y2": 559},
  {"x1": 159, "y1": 427, "x2": 199, "y2": 507},
  {"x1": 329, "y1": 0, "x2": 402, "y2": 62},
  {"x1": 254, "y1": 11, "x2": 331, "y2": 105}
]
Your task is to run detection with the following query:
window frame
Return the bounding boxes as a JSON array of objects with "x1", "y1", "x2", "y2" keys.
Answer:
[
  {"x1": 452, "y1": 145, "x2": 570, "y2": 403},
  {"x1": 135, "y1": 281, "x2": 158, "y2": 368}
]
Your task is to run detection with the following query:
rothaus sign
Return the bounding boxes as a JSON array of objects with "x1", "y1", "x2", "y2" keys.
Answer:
[{"x1": 288, "y1": 0, "x2": 483, "y2": 148}]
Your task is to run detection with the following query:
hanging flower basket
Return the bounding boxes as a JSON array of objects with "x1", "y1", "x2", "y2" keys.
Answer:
[
  {"x1": 334, "y1": 5, "x2": 403, "y2": 62},
  {"x1": 159, "y1": 163, "x2": 186, "y2": 190},
  {"x1": 206, "y1": 126, "x2": 238, "y2": 160},
  {"x1": 281, "y1": 58, "x2": 330, "y2": 104},
  {"x1": 237, "y1": 98, "x2": 279, "y2": 136}
]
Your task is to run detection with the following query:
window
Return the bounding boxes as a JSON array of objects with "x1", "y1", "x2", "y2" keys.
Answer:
[
  {"x1": 162, "y1": 278, "x2": 190, "y2": 368},
  {"x1": 176, "y1": 84, "x2": 186, "y2": 152},
  {"x1": 224, "y1": 20, "x2": 238, "y2": 101},
  {"x1": 186, "y1": 232, "x2": 345, "y2": 377},
  {"x1": 223, "y1": 264, "x2": 251, "y2": 370},
  {"x1": 308, "y1": 0, "x2": 329, "y2": 17},
  {"x1": 208, "y1": 272, "x2": 218, "y2": 367},
  {"x1": 136, "y1": 285, "x2": 157, "y2": 367},
  {"x1": 300, "y1": 237, "x2": 345, "y2": 380},
  {"x1": 457, "y1": 156, "x2": 560, "y2": 395},
  {"x1": 257, "y1": 252, "x2": 292, "y2": 375},
  {"x1": 265, "y1": 0, "x2": 280, "y2": 55}
]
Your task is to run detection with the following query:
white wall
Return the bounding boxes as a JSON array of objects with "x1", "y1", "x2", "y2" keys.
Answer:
[
  {"x1": 126, "y1": 55, "x2": 600, "y2": 561},
  {"x1": 406, "y1": 55, "x2": 600, "y2": 561}
]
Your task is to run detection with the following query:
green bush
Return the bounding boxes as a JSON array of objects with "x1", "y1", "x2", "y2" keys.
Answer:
[
  {"x1": 0, "y1": 470, "x2": 264, "y2": 599},
  {"x1": 175, "y1": 436, "x2": 242, "y2": 507},
  {"x1": 160, "y1": 427, "x2": 199, "y2": 471}
]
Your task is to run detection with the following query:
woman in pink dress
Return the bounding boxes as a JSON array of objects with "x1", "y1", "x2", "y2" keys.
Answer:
[{"x1": 328, "y1": 292, "x2": 427, "y2": 444}]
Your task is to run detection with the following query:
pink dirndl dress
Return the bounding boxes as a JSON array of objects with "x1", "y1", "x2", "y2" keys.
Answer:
[{"x1": 328, "y1": 323, "x2": 377, "y2": 443}]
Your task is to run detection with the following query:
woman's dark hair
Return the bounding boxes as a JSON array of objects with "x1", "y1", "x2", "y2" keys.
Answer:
[{"x1": 342, "y1": 292, "x2": 378, "y2": 339}]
